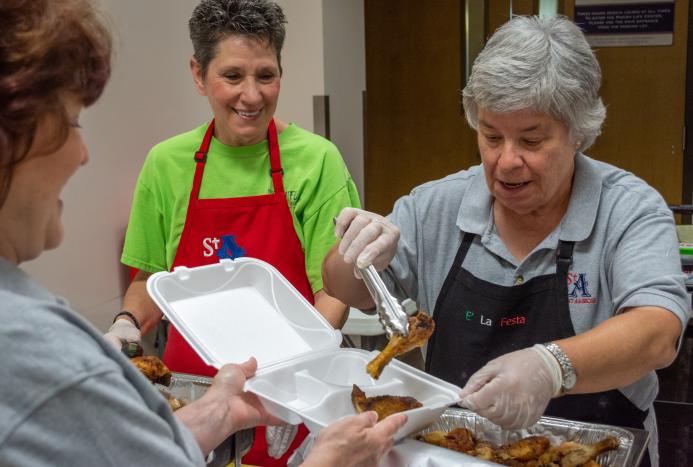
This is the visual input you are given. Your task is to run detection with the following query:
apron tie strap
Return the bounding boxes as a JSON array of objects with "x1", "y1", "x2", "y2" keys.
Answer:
[{"x1": 556, "y1": 240, "x2": 575, "y2": 275}]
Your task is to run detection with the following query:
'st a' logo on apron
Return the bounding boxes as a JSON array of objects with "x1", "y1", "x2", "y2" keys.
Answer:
[
  {"x1": 217, "y1": 234, "x2": 246, "y2": 260},
  {"x1": 201, "y1": 234, "x2": 246, "y2": 259}
]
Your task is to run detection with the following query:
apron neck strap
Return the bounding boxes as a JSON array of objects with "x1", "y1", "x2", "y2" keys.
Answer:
[
  {"x1": 556, "y1": 240, "x2": 575, "y2": 275},
  {"x1": 450, "y1": 232, "x2": 476, "y2": 272},
  {"x1": 195, "y1": 119, "x2": 215, "y2": 162},
  {"x1": 267, "y1": 119, "x2": 285, "y2": 194},
  {"x1": 189, "y1": 119, "x2": 285, "y2": 200},
  {"x1": 189, "y1": 120, "x2": 216, "y2": 199}
]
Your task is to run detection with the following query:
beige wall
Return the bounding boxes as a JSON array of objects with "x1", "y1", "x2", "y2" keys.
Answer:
[
  {"x1": 22, "y1": 0, "x2": 365, "y2": 332},
  {"x1": 323, "y1": 0, "x2": 366, "y2": 203},
  {"x1": 275, "y1": 0, "x2": 325, "y2": 130},
  {"x1": 23, "y1": 0, "x2": 210, "y2": 332}
]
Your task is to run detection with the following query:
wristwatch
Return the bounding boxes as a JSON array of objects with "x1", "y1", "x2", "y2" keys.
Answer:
[{"x1": 543, "y1": 342, "x2": 577, "y2": 394}]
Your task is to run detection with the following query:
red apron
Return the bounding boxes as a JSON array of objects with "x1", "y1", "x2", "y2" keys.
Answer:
[{"x1": 162, "y1": 119, "x2": 312, "y2": 466}]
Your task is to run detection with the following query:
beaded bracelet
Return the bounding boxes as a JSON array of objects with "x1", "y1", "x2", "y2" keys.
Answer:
[{"x1": 113, "y1": 310, "x2": 141, "y2": 330}]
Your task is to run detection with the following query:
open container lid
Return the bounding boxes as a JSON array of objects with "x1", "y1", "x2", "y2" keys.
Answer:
[{"x1": 146, "y1": 258, "x2": 342, "y2": 370}]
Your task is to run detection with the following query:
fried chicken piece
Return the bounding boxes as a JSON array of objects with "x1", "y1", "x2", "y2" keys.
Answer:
[
  {"x1": 130, "y1": 355, "x2": 172, "y2": 386},
  {"x1": 416, "y1": 426, "x2": 615, "y2": 467},
  {"x1": 418, "y1": 428, "x2": 476, "y2": 453},
  {"x1": 521, "y1": 461, "x2": 542, "y2": 467},
  {"x1": 536, "y1": 445, "x2": 560, "y2": 466},
  {"x1": 351, "y1": 384, "x2": 422, "y2": 421},
  {"x1": 471, "y1": 441, "x2": 495, "y2": 461},
  {"x1": 496, "y1": 436, "x2": 551, "y2": 462},
  {"x1": 494, "y1": 459, "x2": 528, "y2": 467},
  {"x1": 556, "y1": 437, "x2": 618, "y2": 467},
  {"x1": 160, "y1": 389, "x2": 186, "y2": 411},
  {"x1": 418, "y1": 430, "x2": 448, "y2": 445},
  {"x1": 366, "y1": 311, "x2": 435, "y2": 379}
]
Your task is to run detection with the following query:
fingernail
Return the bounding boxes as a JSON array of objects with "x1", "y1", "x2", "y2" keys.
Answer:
[
  {"x1": 334, "y1": 217, "x2": 343, "y2": 239},
  {"x1": 356, "y1": 254, "x2": 371, "y2": 269}
]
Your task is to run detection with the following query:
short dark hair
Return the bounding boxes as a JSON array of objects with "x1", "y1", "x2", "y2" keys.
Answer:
[
  {"x1": 0, "y1": 0, "x2": 112, "y2": 206},
  {"x1": 189, "y1": 0, "x2": 287, "y2": 77}
]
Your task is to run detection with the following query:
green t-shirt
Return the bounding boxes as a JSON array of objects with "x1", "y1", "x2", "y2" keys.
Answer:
[{"x1": 121, "y1": 122, "x2": 361, "y2": 292}]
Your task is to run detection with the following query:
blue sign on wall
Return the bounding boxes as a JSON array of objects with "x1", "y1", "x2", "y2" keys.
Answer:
[{"x1": 574, "y1": 1, "x2": 674, "y2": 47}]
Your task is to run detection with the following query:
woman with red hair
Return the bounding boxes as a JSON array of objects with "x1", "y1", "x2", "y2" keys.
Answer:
[{"x1": 0, "y1": 1, "x2": 404, "y2": 465}]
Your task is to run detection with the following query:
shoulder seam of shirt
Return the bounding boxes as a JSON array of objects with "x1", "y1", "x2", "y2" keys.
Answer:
[
  {"x1": 133, "y1": 175, "x2": 157, "y2": 205},
  {"x1": 599, "y1": 179, "x2": 673, "y2": 227},
  {"x1": 601, "y1": 175, "x2": 668, "y2": 205},
  {"x1": 303, "y1": 180, "x2": 355, "y2": 222},
  {"x1": 410, "y1": 170, "x2": 477, "y2": 196}
]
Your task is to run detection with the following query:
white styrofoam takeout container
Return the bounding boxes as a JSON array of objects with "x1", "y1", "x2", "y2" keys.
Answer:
[{"x1": 147, "y1": 258, "x2": 462, "y2": 440}]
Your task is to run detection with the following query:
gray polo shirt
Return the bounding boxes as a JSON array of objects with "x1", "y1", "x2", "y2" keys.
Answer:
[
  {"x1": 0, "y1": 258, "x2": 204, "y2": 466},
  {"x1": 382, "y1": 153, "x2": 689, "y2": 465}
]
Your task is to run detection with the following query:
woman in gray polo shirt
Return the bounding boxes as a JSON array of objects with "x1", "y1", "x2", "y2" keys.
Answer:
[{"x1": 323, "y1": 15, "x2": 688, "y2": 467}]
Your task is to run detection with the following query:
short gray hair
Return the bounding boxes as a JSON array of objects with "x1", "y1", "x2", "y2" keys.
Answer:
[
  {"x1": 462, "y1": 16, "x2": 605, "y2": 151},
  {"x1": 189, "y1": 0, "x2": 287, "y2": 77}
]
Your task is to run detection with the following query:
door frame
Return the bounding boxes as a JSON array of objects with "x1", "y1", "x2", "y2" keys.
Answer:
[{"x1": 684, "y1": 0, "x2": 693, "y2": 221}]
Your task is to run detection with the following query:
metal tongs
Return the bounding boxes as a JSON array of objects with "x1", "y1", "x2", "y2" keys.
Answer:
[{"x1": 358, "y1": 264, "x2": 415, "y2": 337}]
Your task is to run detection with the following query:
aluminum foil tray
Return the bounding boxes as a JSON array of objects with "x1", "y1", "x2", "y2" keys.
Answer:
[
  {"x1": 165, "y1": 372, "x2": 254, "y2": 465},
  {"x1": 413, "y1": 408, "x2": 641, "y2": 467},
  {"x1": 165, "y1": 372, "x2": 213, "y2": 404}
]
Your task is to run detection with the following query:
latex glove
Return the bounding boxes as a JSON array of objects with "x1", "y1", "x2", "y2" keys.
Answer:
[
  {"x1": 103, "y1": 318, "x2": 141, "y2": 351},
  {"x1": 459, "y1": 344, "x2": 562, "y2": 430},
  {"x1": 302, "y1": 411, "x2": 407, "y2": 467},
  {"x1": 266, "y1": 424, "x2": 299, "y2": 459},
  {"x1": 334, "y1": 207, "x2": 400, "y2": 270}
]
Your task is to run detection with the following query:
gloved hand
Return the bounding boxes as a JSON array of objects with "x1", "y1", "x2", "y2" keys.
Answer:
[
  {"x1": 459, "y1": 344, "x2": 562, "y2": 430},
  {"x1": 266, "y1": 424, "x2": 299, "y2": 459},
  {"x1": 334, "y1": 207, "x2": 400, "y2": 270},
  {"x1": 103, "y1": 318, "x2": 141, "y2": 351}
]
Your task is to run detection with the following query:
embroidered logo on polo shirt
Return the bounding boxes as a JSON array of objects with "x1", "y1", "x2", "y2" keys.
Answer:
[
  {"x1": 567, "y1": 271, "x2": 597, "y2": 304},
  {"x1": 202, "y1": 234, "x2": 247, "y2": 260},
  {"x1": 266, "y1": 182, "x2": 298, "y2": 210}
]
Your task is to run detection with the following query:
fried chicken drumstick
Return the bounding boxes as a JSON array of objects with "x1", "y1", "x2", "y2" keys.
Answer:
[
  {"x1": 539, "y1": 436, "x2": 618, "y2": 467},
  {"x1": 129, "y1": 355, "x2": 186, "y2": 411},
  {"x1": 496, "y1": 435, "x2": 551, "y2": 463},
  {"x1": 366, "y1": 311, "x2": 434, "y2": 379},
  {"x1": 419, "y1": 428, "x2": 476, "y2": 453},
  {"x1": 351, "y1": 384, "x2": 422, "y2": 421},
  {"x1": 130, "y1": 355, "x2": 172, "y2": 386}
]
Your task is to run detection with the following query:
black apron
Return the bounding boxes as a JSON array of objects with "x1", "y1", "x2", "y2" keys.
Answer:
[{"x1": 425, "y1": 232, "x2": 651, "y2": 464}]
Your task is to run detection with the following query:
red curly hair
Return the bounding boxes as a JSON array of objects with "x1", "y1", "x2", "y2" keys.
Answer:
[{"x1": 0, "y1": 0, "x2": 112, "y2": 206}]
